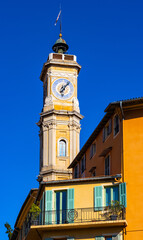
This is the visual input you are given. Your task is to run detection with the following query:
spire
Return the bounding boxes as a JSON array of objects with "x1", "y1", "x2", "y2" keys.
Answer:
[{"x1": 52, "y1": 33, "x2": 69, "y2": 54}]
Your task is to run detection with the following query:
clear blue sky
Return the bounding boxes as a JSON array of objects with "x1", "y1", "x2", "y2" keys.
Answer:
[{"x1": 1, "y1": 0, "x2": 143, "y2": 239}]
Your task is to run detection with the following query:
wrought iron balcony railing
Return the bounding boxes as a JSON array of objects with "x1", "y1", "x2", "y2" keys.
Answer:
[{"x1": 24, "y1": 206, "x2": 125, "y2": 235}]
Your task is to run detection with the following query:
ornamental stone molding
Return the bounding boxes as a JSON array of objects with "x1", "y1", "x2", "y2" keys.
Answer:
[
  {"x1": 42, "y1": 119, "x2": 57, "y2": 129},
  {"x1": 44, "y1": 95, "x2": 53, "y2": 107},
  {"x1": 68, "y1": 121, "x2": 81, "y2": 130},
  {"x1": 72, "y1": 97, "x2": 80, "y2": 112},
  {"x1": 48, "y1": 71, "x2": 77, "y2": 80}
]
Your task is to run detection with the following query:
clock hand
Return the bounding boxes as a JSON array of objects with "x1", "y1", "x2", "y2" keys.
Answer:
[{"x1": 60, "y1": 81, "x2": 70, "y2": 93}]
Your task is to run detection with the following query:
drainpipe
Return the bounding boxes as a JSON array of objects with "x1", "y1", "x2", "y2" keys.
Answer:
[{"x1": 120, "y1": 101, "x2": 125, "y2": 182}]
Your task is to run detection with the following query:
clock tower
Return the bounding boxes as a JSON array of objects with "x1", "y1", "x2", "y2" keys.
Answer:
[{"x1": 38, "y1": 33, "x2": 83, "y2": 182}]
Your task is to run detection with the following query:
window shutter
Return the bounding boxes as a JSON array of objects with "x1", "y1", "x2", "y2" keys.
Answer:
[
  {"x1": 103, "y1": 128, "x2": 105, "y2": 142},
  {"x1": 109, "y1": 119, "x2": 112, "y2": 134},
  {"x1": 94, "y1": 186, "x2": 103, "y2": 210},
  {"x1": 119, "y1": 183, "x2": 127, "y2": 207},
  {"x1": 95, "y1": 237, "x2": 104, "y2": 240},
  {"x1": 67, "y1": 188, "x2": 74, "y2": 209},
  {"x1": 45, "y1": 190, "x2": 53, "y2": 224},
  {"x1": 45, "y1": 238, "x2": 53, "y2": 240},
  {"x1": 67, "y1": 188, "x2": 74, "y2": 223},
  {"x1": 67, "y1": 238, "x2": 74, "y2": 240},
  {"x1": 112, "y1": 233, "x2": 121, "y2": 240}
]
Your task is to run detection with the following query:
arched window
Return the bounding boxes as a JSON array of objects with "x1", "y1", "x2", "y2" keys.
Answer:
[{"x1": 59, "y1": 140, "x2": 66, "y2": 157}]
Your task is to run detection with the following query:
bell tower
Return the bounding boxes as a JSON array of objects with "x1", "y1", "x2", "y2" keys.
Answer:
[{"x1": 38, "y1": 34, "x2": 83, "y2": 182}]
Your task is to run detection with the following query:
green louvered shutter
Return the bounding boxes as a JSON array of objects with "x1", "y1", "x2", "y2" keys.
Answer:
[
  {"x1": 44, "y1": 238, "x2": 53, "y2": 240},
  {"x1": 45, "y1": 190, "x2": 53, "y2": 224},
  {"x1": 112, "y1": 233, "x2": 121, "y2": 240},
  {"x1": 94, "y1": 186, "x2": 103, "y2": 210},
  {"x1": 119, "y1": 183, "x2": 127, "y2": 207},
  {"x1": 67, "y1": 188, "x2": 74, "y2": 223},
  {"x1": 95, "y1": 236, "x2": 104, "y2": 240}
]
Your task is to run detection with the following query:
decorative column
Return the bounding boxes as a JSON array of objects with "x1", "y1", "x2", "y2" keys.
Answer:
[
  {"x1": 42, "y1": 124, "x2": 48, "y2": 167},
  {"x1": 48, "y1": 120, "x2": 56, "y2": 167}
]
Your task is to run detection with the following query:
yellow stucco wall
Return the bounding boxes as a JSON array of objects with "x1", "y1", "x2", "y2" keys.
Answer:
[
  {"x1": 45, "y1": 180, "x2": 120, "y2": 209},
  {"x1": 123, "y1": 110, "x2": 143, "y2": 239}
]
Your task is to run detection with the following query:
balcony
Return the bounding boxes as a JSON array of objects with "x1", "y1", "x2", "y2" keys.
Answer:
[{"x1": 24, "y1": 206, "x2": 126, "y2": 236}]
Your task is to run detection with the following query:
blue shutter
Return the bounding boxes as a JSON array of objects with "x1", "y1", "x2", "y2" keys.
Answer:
[
  {"x1": 95, "y1": 237, "x2": 104, "y2": 240},
  {"x1": 94, "y1": 186, "x2": 103, "y2": 210},
  {"x1": 45, "y1": 190, "x2": 53, "y2": 224},
  {"x1": 119, "y1": 183, "x2": 127, "y2": 207},
  {"x1": 67, "y1": 188, "x2": 74, "y2": 223}
]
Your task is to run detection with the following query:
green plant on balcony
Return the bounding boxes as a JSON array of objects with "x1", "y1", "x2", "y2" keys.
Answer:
[
  {"x1": 109, "y1": 200, "x2": 122, "y2": 220},
  {"x1": 101, "y1": 201, "x2": 122, "y2": 221},
  {"x1": 29, "y1": 202, "x2": 41, "y2": 221}
]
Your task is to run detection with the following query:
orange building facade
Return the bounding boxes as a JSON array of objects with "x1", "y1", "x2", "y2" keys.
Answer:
[{"x1": 69, "y1": 98, "x2": 143, "y2": 240}]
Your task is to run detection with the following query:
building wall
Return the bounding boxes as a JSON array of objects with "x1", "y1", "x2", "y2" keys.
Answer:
[
  {"x1": 42, "y1": 228, "x2": 123, "y2": 240},
  {"x1": 123, "y1": 108, "x2": 143, "y2": 239},
  {"x1": 44, "y1": 179, "x2": 121, "y2": 209},
  {"x1": 74, "y1": 113, "x2": 122, "y2": 178}
]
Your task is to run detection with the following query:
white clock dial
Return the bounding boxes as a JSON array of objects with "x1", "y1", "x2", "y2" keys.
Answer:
[{"x1": 52, "y1": 78, "x2": 74, "y2": 100}]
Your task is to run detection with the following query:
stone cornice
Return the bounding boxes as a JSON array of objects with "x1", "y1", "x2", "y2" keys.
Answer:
[
  {"x1": 40, "y1": 59, "x2": 81, "y2": 81},
  {"x1": 40, "y1": 109, "x2": 84, "y2": 120}
]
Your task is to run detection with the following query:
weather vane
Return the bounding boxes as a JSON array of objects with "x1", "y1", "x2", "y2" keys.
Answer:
[{"x1": 54, "y1": 5, "x2": 62, "y2": 36}]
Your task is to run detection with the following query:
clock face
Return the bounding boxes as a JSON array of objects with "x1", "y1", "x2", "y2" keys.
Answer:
[{"x1": 52, "y1": 78, "x2": 74, "y2": 100}]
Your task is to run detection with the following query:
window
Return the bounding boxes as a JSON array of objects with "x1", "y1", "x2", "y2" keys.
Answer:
[
  {"x1": 55, "y1": 190, "x2": 67, "y2": 224},
  {"x1": 74, "y1": 164, "x2": 79, "y2": 178},
  {"x1": 90, "y1": 143, "x2": 96, "y2": 159},
  {"x1": 105, "y1": 155, "x2": 110, "y2": 176},
  {"x1": 59, "y1": 140, "x2": 66, "y2": 156},
  {"x1": 92, "y1": 169, "x2": 96, "y2": 177},
  {"x1": 44, "y1": 189, "x2": 74, "y2": 225},
  {"x1": 94, "y1": 183, "x2": 127, "y2": 210},
  {"x1": 95, "y1": 236, "x2": 120, "y2": 240},
  {"x1": 105, "y1": 186, "x2": 119, "y2": 206},
  {"x1": 114, "y1": 115, "x2": 119, "y2": 136},
  {"x1": 103, "y1": 119, "x2": 112, "y2": 142},
  {"x1": 55, "y1": 189, "x2": 74, "y2": 224},
  {"x1": 81, "y1": 155, "x2": 86, "y2": 174}
]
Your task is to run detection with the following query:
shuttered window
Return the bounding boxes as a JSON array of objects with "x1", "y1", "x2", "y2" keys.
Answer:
[
  {"x1": 114, "y1": 115, "x2": 119, "y2": 136},
  {"x1": 95, "y1": 234, "x2": 121, "y2": 240},
  {"x1": 90, "y1": 143, "x2": 96, "y2": 158},
  {"x1": 119, "y1": 182, "x2": 127, "y2": 207},
  {"x1": 81, "y1": 155, "x2": 86, "y2": 174},
  {"x1": 45, "y1": 190, "x2": 53, "y2": 224},
  {"x1": 67, "y1": 188, "x2": 74, "y2": 223},
  {"x1": 94, "y1": 186, "x2": 103, "y2": 210},
  {"x1": 105, "y1": 155, "x2": 110, "y2": 176},
  {"x1": 103, "y1": 119, "x2": 112, "y2": 142}
]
